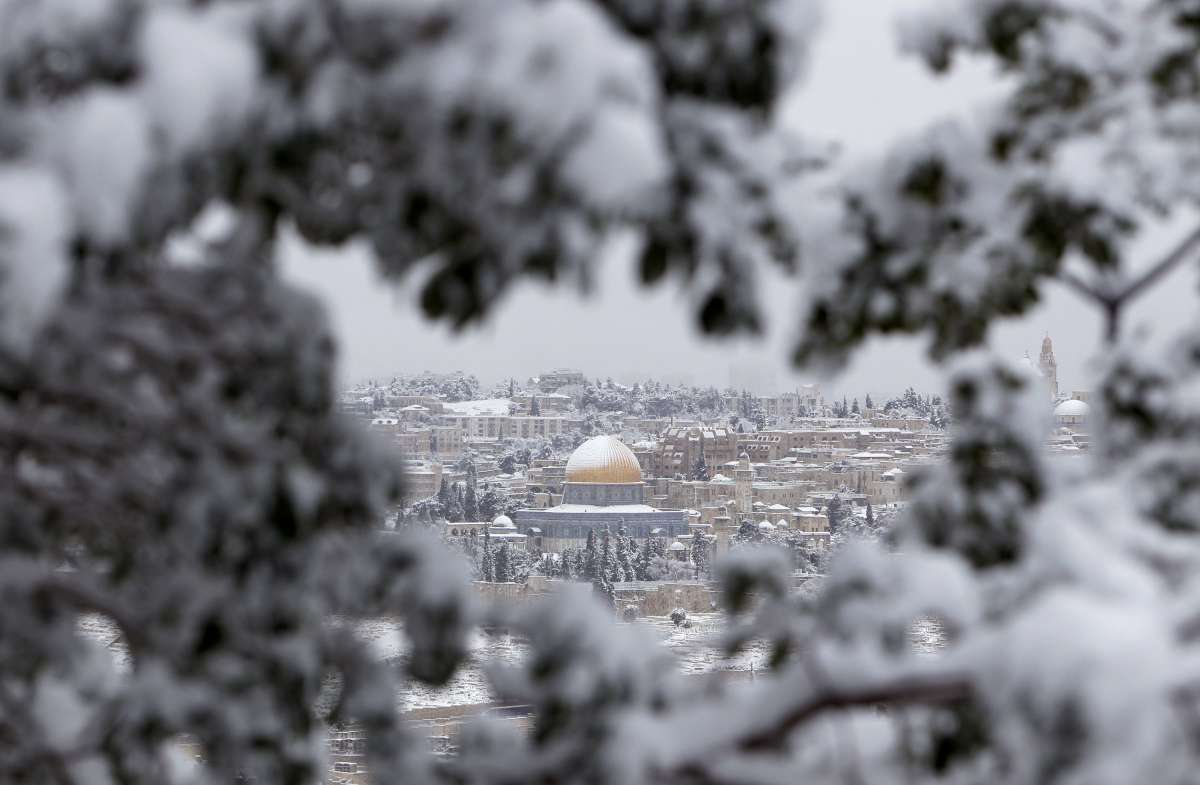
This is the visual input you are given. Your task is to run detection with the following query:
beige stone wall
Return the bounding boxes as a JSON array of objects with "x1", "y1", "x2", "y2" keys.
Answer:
[
  {"x1": 472, "y1": 577, "x2": 716, "y2": 617},
  {"x1": 615, "y1": 582, "x2": 717, "y2": 616}
]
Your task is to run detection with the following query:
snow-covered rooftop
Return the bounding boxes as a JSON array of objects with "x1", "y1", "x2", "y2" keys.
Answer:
[
  {"x1": 542, "y1": 503, "x2": 661, "y2": 514},
  {"x1": 442, "y1": 398, "x2": 513, "y2": 415}
]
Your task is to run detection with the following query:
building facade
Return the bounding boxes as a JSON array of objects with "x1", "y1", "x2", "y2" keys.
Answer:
[{"x1": 650, "y1": 426, "x2": 739, "y2": 479}]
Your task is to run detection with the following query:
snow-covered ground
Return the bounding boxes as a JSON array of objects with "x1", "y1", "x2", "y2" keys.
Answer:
[
  {"x1": 362, "y1": 612, "x2": 947, "y2": 710},
  {"x1": 79, "y1": 611, "x2": 947, "y2": 712}
]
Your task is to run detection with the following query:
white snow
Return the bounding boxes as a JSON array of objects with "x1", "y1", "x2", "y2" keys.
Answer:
[
  {"x1": 562, "y1": 103, "x2": 668, "y2": 212},
  {"x1": 139, "y1": 7, "x2": 260, "y2": 156},
  {"x1": 543, "y1": 504, "x2": 660, "y2": 514},
  {"x1": 0, "y1": 165, "x2": 70, "y2": 353},
  {"x1": 442, "y1": 399, "x2": 513, "y2": 415},
  {"x1": 36, "y1": 89, "x2": 152, "y2": 246}
]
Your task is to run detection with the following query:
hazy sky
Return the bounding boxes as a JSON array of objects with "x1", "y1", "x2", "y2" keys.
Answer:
[{"x1": 280, "y1": 0, "x2": 1196, "y2": 400}]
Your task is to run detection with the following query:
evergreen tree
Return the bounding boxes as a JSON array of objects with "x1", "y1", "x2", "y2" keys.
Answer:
[
  {"x1": 865, "y1": 393, "x2": 874, "y2": 410},
  {"x1": 464, "y1": 484, "x2": 480, "y2": 521},
  {"x1": 842, "y1": 395, "x2": 848, "y2": 416},
  {"x1": 600, "y1": 528, "x2": 615, "y2": 583},
  {"x1": 753, "y1": 405, "x2": 766, "y2": 432},
  {"x1": 448, "y1": 483, "x2": 465, "y2": 522},
  {"x1": 584, "y1": 529, "x2": 598, "y2": 580},
  {"x1": 635, "y1": 538, "x2": 653, "y2": 581},
  {"x1": 851, "y1": 397, "x2": 860, "y2": 414},
  {"x1": 866, "y1": 501, "x2": 876, "y2": 530},
  {"x1": 615, "y1": 523, "x2": 634, "y2": 582},
  {"x1": 690, "y1": 534, "x2": 710, "y2": 580},
  {"x1": 530, "y1": 396, "x2": 541, "y2": 415},
  {"x1": 592, "y1": 574, "x2": 616, "y2": 610},
  {"x1": 481, "y1": 526, "x2": 495, "y2": 582},
  {"x1": 692, "y1": 449, "x2": 709, "y2": 481},
  {"x1": 650, "y1": 537, "x2": 667, "y2": 559},
  {"x1": 436, "y1": 478, "x2": 453, "y2": 521},
  {"x1": 735, "y1": 519, "x2": 759, "y2": 543},
  {"x1": 508, "y1": 378, "x2": 516, "y2": 398},
  {"x1": 477, "y1": 485, "x2": 504, "y2": 520},
  {"x1": 825, "y1": 495, "x2": 845, "y2": 535},
  {"x1": 495, "y1": 543, "x2": 511, "y2": 583}
]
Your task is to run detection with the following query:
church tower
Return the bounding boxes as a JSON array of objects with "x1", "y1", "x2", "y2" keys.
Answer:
[{"x1": 1038, "y1": 335, "x2": 1059, "y2": 401}]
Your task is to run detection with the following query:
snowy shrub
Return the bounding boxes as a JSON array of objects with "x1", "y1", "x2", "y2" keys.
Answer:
[{"x1": 669, "y1": 608, "x2": 688, "y2": 627}]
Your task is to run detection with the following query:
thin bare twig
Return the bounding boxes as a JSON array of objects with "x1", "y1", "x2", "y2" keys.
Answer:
[
  {"x1": 1060, "y1": 222, "x2": 1200, "y2": 343},
  {"x1": 1114, "y1": 223, "x2": 1200, "y2": 307},
  {"x1": 738, "y1": 674, "x2": 973, "y2": 751}
]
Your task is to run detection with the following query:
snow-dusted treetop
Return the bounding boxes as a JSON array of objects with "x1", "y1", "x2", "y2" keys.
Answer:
[
  {"x1": 796, "y1": 0, "x2": 1200, "y2": 366},
  {"x1": 0, "y1": 0, "x2": 822, "y2": 353}
]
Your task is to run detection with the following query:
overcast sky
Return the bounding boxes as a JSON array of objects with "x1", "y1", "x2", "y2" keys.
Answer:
[{"x1": 280, "y1": 0, "x2": 1196, "y2": 400}]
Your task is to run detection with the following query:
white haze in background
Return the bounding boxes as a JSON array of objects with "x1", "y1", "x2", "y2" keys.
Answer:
[{"x1": 282, "y1": 0, "x2": 1196, "y2": 399}]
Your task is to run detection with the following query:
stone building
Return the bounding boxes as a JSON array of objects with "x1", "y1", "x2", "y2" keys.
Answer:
[
  {"x1": 430, "y1": 425, "x2": 463, "y2": 457},
  {"x1": 756, "y1": 386, "x2": 823, "y2": 422},
  {"x1": 649, "y1": 426, "x2": 738, "y2": 479},
  {"x1": 535, "y1": 368, "x2": 587, "y2": 392}
]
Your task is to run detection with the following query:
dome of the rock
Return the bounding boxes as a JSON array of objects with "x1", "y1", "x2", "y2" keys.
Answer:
[{"x1": 564, "y1": 435, "x2": 642, "y2": 484}]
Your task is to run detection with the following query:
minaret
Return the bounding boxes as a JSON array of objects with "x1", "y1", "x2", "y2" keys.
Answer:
[{"x1": 1038, "y1": 334, "x2": 1059, "y2": 401}]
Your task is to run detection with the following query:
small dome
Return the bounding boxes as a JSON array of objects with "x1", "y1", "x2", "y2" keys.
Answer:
[
  {"x1": 758, "y1": 520, "x2": 775, "y2": 530},
  {"x1": 565, "y1": 435, "x2": 642, "y2": 483},
  {"x1": 492, "y1": 514, "x2": 515, "y2": 528},
  {"x1": 668, "y1": 541, "x2": 686, "y2": 551},
  {"x1": 1054, "y1": 399, "x2": 1090, "y2": 418},
  {"x1": 776, "y1": 518, "x2": 789, "y2": 528}
]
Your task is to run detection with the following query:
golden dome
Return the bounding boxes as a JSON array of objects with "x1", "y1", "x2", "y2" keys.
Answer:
[{"x1": 565, "y1": 435, "x2": 642, "y2": 484}]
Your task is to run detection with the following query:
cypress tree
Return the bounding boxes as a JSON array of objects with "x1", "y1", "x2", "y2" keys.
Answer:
[
  {"x1": 481, "y1": 526, "x2": 494, "y2": 582},
  {"x1": 600, "y1": 528, "x2": 615, "y2": 583},
  {"x1": 464, "y1": 484, "x2": 480, "y2": 521},
  {"x1": 615, "y1": 523, "x2": 634, "y2": 582},
  {"x1": 825, "y1": 495, "x2": 845, "y2": 535},
  {"x1": 436, "y1": 478, "x2": 452, "y2": 520},
  {"x1": 636, "y1": 539, "x2": 652, "y2": 581},
  {"x1": 690, "y1": 534, "x2": 709, "y2": 580},
  {"x1": 584, "y1": 529, "x2": 598, "y2": 579},
  {"x1": 495, "y1": 543, "x2": 511, "y2": 583}
]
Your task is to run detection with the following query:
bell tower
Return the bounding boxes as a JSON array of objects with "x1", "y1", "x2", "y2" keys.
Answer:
[{"x1": 1038, "y1": 334, "x2": 1059, "y2": 401}]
